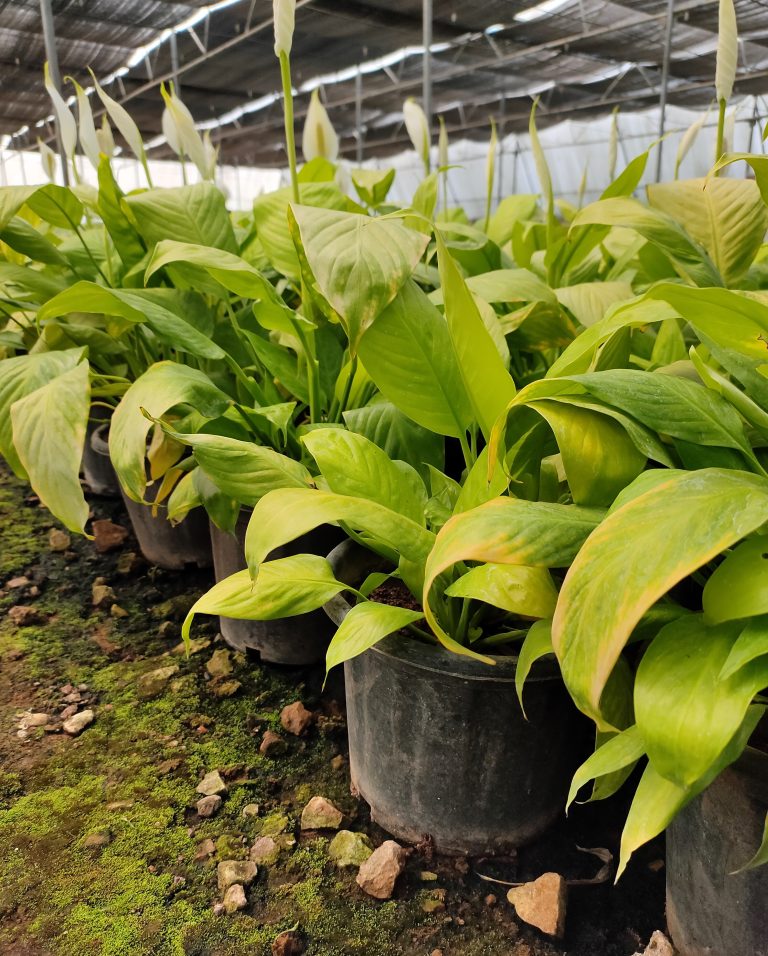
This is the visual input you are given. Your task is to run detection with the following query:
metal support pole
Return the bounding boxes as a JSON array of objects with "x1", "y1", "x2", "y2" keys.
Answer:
[
  {"x1": 39, "y1": 0, "x2": 69, "y2": 185},
  {"x1": 171, "y1": 32, "x2": 180, "y2": 94},
  {"x1": 497, "y1": 94, "x2": 506, "y2": 204},
  {"x1": 654, "y1": 0, "x2": 675, "y2": 181},
  {"x1": 422, "y1": 0, "x2": 433, "y2": 149},
  {"x1": 355, "y1": 69, "x2": 363, "y2": 164}
]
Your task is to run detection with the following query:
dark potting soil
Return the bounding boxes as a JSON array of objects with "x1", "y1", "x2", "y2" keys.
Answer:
[{"x1": 0, "y1": 467, "x2": 666, "y2": 956}]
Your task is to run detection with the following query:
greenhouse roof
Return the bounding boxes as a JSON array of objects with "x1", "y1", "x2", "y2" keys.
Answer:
[{"x1": 3, "y1": 0, "x2": 768, "y2": 167}]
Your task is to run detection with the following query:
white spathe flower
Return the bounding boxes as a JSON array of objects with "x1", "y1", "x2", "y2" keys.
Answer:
[
  {"x1": 162, "y1": 106, "x2": 183, "y2": 156},
  {"x1": 161, "y1": 84, "x2": 209, "y2": 179},
  {"x1": 90, "y1": 70, "x2": 145, "y2": 162},
  {"x1": 273, "y1": 0, "x2": 296, "y2": 56},
  {"x1": 43, "y1": 62, "x2": 77, "y2": 160},
  {"x1": 438, "y1": 116, "x2": 449, "y2": 169},
  {"x1": 38, "y1": 138, "x2": 58, "y2": 182},
  {"x1": 71, "y1": 79, "x2": 100, "y2": 170},
  {"x1": 302, "y1": 90, "x2": 339, "y2": 162},
  {"x1": 716, "y1": 0, "x2": 738, "y2": 102},
  {"x1": 96, "y1": 116, "x2": 115, "y2": 158},
  {"x1": 403, "y1": 98, "x2": 430, "y2": 171}
]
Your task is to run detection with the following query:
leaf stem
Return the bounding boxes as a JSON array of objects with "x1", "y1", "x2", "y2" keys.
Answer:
[{"x1": 279, "y1": 51, "x2": 300, "y2": 204}]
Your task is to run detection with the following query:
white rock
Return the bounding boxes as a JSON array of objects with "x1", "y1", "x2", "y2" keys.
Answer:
[
  {"x1": 507, "y1": 872, "x2": 567, "y2": 938},
  {"x1": 63, "y1": 709, "x2": 94, "y2": 736},
  {"x1": 356, "y1": 840, "x2": 407, "y2": 899},
  {"x1": 196, "y1": 770, "x2": 227, "y2": 797}
]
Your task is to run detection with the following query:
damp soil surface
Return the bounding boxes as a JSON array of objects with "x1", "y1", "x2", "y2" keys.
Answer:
[{"x1": 0, "y1": 467, "x2": 666, "y2": 956}]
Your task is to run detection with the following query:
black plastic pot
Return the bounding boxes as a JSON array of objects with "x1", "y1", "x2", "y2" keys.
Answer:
[
  {"x1": 666, "y1": 745, "x2": 768, "y2": 956},
  {"x1": 121, "y1": 484, "x2": 212, "y2": 571},
  {"x1": 209, "y1": 510, "x2": 342, "y2": 665},
  {"x1": 325, "y1": 540, "x2": 586, "y2": 856},
  {"x1": 82, "y1": 422, "x2": 121, "y2": 497}
]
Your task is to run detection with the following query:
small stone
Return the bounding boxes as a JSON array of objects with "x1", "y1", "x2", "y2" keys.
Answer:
[
  {"x1": 328, "y1": 830, "x2": 373, "y2": 868},
  {"x1": 633, "y1": 931, "x2": 676, "y2": 956},
  {"x1": 60, "y1": 704, "x2": 78, "y2": 719},
  {"x1": 82, "y1": 831, "x2": 111, "y2": 849},
  {"x1": 419, "y1": 871, "x2": 438, "y2": 882},
  {"x1": 260, "y1": 730, "x2": 287, "y2": 757},
  {"x1": 223, "y1": 883, "x2": 247, "y2": 913},
  {"x1": 116, "y1": 551, "x2": 141, "y2": 575},
  {"x1": 61, "y1": 683, "x2": 74, "y2": 695},
  {"x1": 18, "y1": 712, "x2": 50, "y2": 730},
  {"x1": 106, "y1": 801, "x2": 134, "y2": 811},
  {"x1": 206, "y1": 648, "x2": 233, "y2": 679},
  {"x1": 110, "y1": 604, "x2": 129, "y2": 618},
  {"x1": 422, "y1": 898, "x2": 445, "y2": 914},
  {"x1": 648, "y1": 858, "x2": 665, "y2": 873},
  {"x1": 136, "y1": 664, "x2": 179, "y2": 699},
  {"x1": 250, "y1": 836, "x2": 280, "y2": 866},
  {"x1": 92, "y1": 519, "x2": 129, "y2": 553},
  {"x1": 170, "y1": 637, "x2": 210, "y2": 656},
  {"x1": 217, "y1": 860, "x2": 257, "y2": 891},
  {"x1": 197, "y1": 795, "x2": 222, "y2": 818},
  {"x1": 212, "y1": 903, "x2": 225, "y2": 917},
  {"x1": 157, "y1": 620, "x2": 179, "y2": 640},
  {"x1": 242, "y1": 803, "x2": 260, "y2": 818},
  {"x1": 158, "y1": 758, "x2": 183, "y2": 775},
  {"x1": 49, "y1": 529, "x2": 71, "y2": 552},
  {"x1": 256, "y1": 812, "x2": 289, "y2": 837},
  {"x1": 300, "y1": 796, "x2": 343, "y2": 831},
  {"x1": 430, "y1": 950, "x2": 444, "y2": 956},
  {"x1": 280, "y1": 701, "x2": 313, "y2": 736},
  {"x1": 211, "y1": 679, "x2": 242, "y2": 698},
  {"x1": 330, "y1": 754, "x2": 346, "y2": 772},
  {"x1": 507, "y1": 872, "x2": 567, "y2": 939},
  {"x1": 272, "y1": 929, "x2": 305, "y2": 956},
  {"x1": 63, "y1": 691, "x2": 82, "y2": 704},
  {"x1": 196, "y1": 770, "x2": 227, "y2": 797},
  {"x1": 356, "y1": 840, "x2": 407, "y2": 899},
  {"x1": 7, "y1": 576, "x2": 30, "y2": 589},
  {"x1": 91, "y1": 582, "x2": 116, "y2": 608},
  {"x1": 8, "y1": 605, "x2": 43, "y2": 626},
  {"x1": 485, "y1": 893, "x2": 497, "y2": 907},
  {"x1": 63, "y1": 709, "x2": 94, "y2": 736},
  {"x1": 194, "y1": 838, "x2": 216, "y2": 862}
]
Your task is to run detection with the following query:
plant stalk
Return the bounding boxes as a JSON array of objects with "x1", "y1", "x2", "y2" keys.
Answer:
[{"x1": 279, "y1": 50, "x2": 300, "y2": 204}]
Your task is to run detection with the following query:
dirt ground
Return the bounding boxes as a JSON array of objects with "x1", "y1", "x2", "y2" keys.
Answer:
[{"x1": 0, "y1": 466, "x2": 667, "y2": 955}]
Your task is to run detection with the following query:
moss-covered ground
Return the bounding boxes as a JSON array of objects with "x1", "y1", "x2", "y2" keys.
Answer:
[{"x1": 0, "y1": 468, "x2": 665, "y2": 956}]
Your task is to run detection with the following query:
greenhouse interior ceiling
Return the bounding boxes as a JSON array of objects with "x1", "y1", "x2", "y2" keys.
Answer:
[{"x1": 3, "y1": 0, "x2": 768, "y2": 168}]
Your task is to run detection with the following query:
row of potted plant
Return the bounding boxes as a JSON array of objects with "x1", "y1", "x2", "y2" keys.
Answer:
[{"x1": 0, "y1": 1, "x2": 766, "y2": 952}]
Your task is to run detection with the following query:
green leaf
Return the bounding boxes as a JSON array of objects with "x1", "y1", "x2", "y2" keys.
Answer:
[
  {"x1": 617, "y1": 705, "x2": 764, "y2": 879},
  {"x1": 166, "y1": 470, "x2": 202, "y2": 523},
  {"x1": 110, "y1": 363, "x2": 230, "y2": 501},
  {"x1": 182, "y1": 556, "x2": 348, "y2": 641},
  {"x1": 566, "y1": 725, "x2": 645, "y2": 811},
  {"x1": 358, "y1": 279, "x2": 473, "y2": 439},
  {"x1": 125, "y1": 182, "x2": 236, "y2": 252},
  {"x1": 736, "y1": 811, "x2": 768, "y2": 872},
  {"x1": 445, "y1": 563, "x2": 558, "y2": 619},
  {"x1": 435, "y1": 230, "x2": 516, "y2": 440},
  {"x1": 343, "y1": 399, "x2": 444, "y2": 480},
  {"x1": 704, "y1": 536, "x2": 768, "y2": 624},
  {"x1": 38, "y1": 282, "x2": 225, "y2": 361},
  {"x1": 252, "y1": 182, "x2": 350, "y2": 279},
  {"x1": 571, "y1": 197, "x2": 722, "y2": 287},
  {"x1": 486, "y1": 195, "x2": 538, "y2": 246},
  {"x1": 718, "y1": 616, "x2": 768, "y2": 680},
  {"x1": 288, "y1": 205, "x2": 428, "y2": 353},
  {"x1": 635, "y1": 614, "x2": 768, "y2": 788},
  {"x1": 244, "y1": 487, "x2": 435, "y2": 579},
  {"x1": 351, "y1": 168, "x2": 396, "y2": 208},
  {"x1": 647, "y1": 178, "x2": 768, "y2": 286},
  {"x1": 26, "y1": 184, "x2": 84, "y2": 231},
  {"x1": 325, "y1": 602, "x2": 425, "y2": 674},
  {"x1": 423, "y1": 498, "x2": 603, "y2": 659},
  {"x1": 527, "y1": 399, "x2": 646, "y2": 506},
  {"x1": 96, "y1": 156, "x2": 146, "y2": 267},
  {"x1": 0, "y1": 348, "x2": 83, "y2": 475},
  {"x1": 453, "y1": 446, "x2": 510, "y2": 514},
  {"x1": 160, "y1": 428, "x2": 314, "y2": 506},
  {"x1": 302, "y1": 427, "x2": 426, "y2": 524},
  {"x1": 515, "y1": 619, "x2": 555, "y2": 717},
  {"x1": 0, "y1": 217, "x2": 68, "y2": 266},
  {"x1": 553, "y1": 469, "x2": 768, "y2": 727},
  {"x1": 0, "y1": 186, "x2": 40, "y2": 231},
  {"x1": 10, "y1": 360, "x2": 90, "y2": 534},
  {"x1": 555, "y1": 281, "x2": 634, "y2": 328}
]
